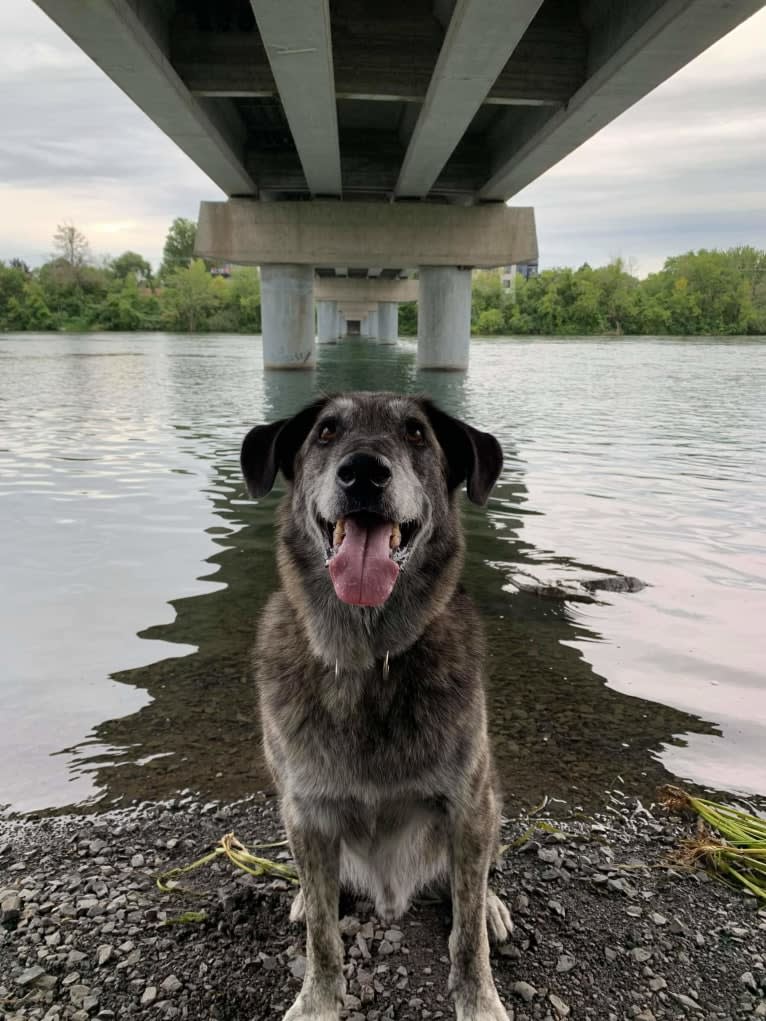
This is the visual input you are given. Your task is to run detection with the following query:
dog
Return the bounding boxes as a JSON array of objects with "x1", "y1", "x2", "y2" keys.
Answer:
[{"x1": 242, "y1": 392, "x2": 511, "y2": 1021}]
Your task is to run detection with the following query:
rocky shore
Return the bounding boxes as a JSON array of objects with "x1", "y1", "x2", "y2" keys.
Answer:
[{"x1": 1, "y1": 792, "x2": 765, "y2": 1021}]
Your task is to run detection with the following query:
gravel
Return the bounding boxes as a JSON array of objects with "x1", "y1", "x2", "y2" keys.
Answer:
[{"x1": 1, "y1": 791, "x2": 765, "y2": 1020}]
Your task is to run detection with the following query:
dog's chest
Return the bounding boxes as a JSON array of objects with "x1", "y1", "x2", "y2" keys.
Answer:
[{"x1": 266, "y1": 663, "x2": 472, "y2": 803}]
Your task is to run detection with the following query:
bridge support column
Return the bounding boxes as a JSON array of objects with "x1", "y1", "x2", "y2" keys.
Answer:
[
  {"x1": 377, "y1": 301, "x2": 398, "y2": 344},
  {"x1": 417, "y1": 266, "x2": 471, "y2": 370},
  {"x1": 316, "y1": 299, "x2": 338, "y2": 344},
  {"x1": 260, "y1": 264, "x2": 315, "y2": 369},
  {"x1": 337, "y1": 311, "x2": 346, "y2": 338},
  {"x1": 368, "y1": 308, "x2": 379, "y2": 339}
]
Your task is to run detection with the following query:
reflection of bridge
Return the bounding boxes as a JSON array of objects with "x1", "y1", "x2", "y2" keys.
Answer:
[{"x1": 35, "y1": 0, "x2": 762, "y2": 367}]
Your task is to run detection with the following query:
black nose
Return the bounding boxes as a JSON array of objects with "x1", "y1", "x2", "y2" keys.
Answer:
[{"x1": 337, "y1": 452, "x2": 392, "y2": 493}]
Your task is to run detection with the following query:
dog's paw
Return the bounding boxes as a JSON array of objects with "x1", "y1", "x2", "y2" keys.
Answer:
[
  {"x1": 453, "y1": 984, "x2": 510, "y2": 1021},
  {"x1": 289, "y1": 888, "x2": 305, "y2": 924},
  {"x1": 486, "y1": 890, "x2": 513, "y2": 943},
  {"x1": 282, "y1": 991, "x2": 339, "y2": 1021}
]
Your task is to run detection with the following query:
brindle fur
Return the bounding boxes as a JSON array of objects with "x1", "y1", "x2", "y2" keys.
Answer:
[{"x1": 242, "y1": 393, "x2": 511, "y2": 1021}]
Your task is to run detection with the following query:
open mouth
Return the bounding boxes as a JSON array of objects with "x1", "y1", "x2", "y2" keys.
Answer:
[{"x1": 321, "y1": 511, "x2": 419, "y2": 607}]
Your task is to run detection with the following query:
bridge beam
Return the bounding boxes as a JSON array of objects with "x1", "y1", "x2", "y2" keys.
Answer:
[
  {"x1": 196, "y1": 200, "x2": 537, "y2": 269},
  {"x1": 32, "y1": 0, "x2": 255, "y2": 196},
  {"x1": 250, "y1": 0, "x2": 341, "y2": 196},
  {"x1": 314, "y1": 277, "x2": 418, "y2": 303},
  {"x1": 479, "y1": 0, "x2": 766, "y2": 199},
  {"x1": 396, "y1": 0, "x2": 544, "y2": 198}
]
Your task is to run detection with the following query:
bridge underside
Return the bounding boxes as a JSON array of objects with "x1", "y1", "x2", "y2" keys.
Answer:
[{"x1": 33, "y1": 0, "x2": 764, "y2": 368}]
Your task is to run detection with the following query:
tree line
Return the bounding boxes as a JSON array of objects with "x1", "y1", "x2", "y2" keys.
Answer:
[
  {"x1": 0, "y1": 219, "x2": 261, "y2": 334},
  {"x1": 1, "y1": 220, "x2": 765, "y2": 337},
  {"x1": 462, "y1": 249, "x2": 766, "y2": 337}
]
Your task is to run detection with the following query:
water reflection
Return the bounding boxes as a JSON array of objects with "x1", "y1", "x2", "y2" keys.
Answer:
[{"x1": 57, "y1": 339, "x2": 720, "y2": 814}]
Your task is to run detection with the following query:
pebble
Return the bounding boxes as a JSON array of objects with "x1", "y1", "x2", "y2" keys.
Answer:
[
  {"x1": 1, "y1": 892, "x2": 22, "y2": 925},
  {"x1": 630, "y1": 947, "x2": 652, "y2": 963},
  {"x1": 96, "y1": 944, "x2": 113, "y2": 966},
  {"x1": 549, "y1": 992, "x2": 570, "y2": 1017},
  {"x1": 16, "y1": 965, "x2": 46, "y2": 986},
  {"x1": 161, "y1": 974, "x2": 183, "y2": 993},
  {"x1": 141, "y1": 986, "x2": 158, "y2": 1006},
  {"x1": 669, "y1": 991, "x2": 703, "y2": 1011},
  {"x1": 556, "y1": 953, "x2": 576, "y2": 973},
  {"x1": 288, "y1": 956, "x2": 307, "y2": 980},
  {"x1": 512, "y1": 981, "x2": 538, "y2": 1002}
]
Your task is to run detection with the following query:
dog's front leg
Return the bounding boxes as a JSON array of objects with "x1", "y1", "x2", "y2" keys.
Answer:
[
  {"x1": 448, "y1": 779, "x2": 509, "y2": 1021},
  {"x1": 282, "y1": 815, "x2": 345, "y2": 1021}
]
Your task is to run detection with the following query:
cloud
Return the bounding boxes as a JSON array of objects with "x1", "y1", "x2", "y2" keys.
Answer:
[
  {"x1": 0, "y1": 0, "x2": 223, "y2": 269},
  {"x1": 0, "y1": 0, "x2": 764, "y2": 274}
]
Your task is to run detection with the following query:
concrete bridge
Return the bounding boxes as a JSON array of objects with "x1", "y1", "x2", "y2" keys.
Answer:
[{"x1": 35, "y1": 0, "x2": 763, "y2": 369}]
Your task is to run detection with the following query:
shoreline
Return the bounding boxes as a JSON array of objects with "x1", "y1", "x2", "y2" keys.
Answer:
[{"x1": 2, "y1": 793, "x2": 765, "y2": 1020}]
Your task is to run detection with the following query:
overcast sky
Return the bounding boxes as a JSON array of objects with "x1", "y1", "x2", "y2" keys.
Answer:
[{"x1": 1, "y1": 1, "x2": 764, "y2": 276}]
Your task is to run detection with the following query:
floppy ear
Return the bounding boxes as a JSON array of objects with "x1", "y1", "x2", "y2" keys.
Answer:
[
  {"x1": 240, "y1": 398, "x2": 328, "y2": 498},
  {"x1": 421, "y1": 400, "x2": 503, "y2": 505}
]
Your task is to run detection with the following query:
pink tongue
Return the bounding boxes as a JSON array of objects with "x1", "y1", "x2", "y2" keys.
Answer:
[{"x1": 328, "y1": 517, "x2": 400, "y2": 606}]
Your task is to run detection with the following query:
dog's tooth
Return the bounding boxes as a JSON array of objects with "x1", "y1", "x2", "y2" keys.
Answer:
[
  {"x1": 390, "y1": 523, "x2": 401, "y2": 550},
  {"x1": 333, "y1": 519, "x2": 346, "y2": 547}
]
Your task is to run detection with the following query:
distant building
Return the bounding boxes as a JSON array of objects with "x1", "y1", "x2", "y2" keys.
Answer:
[
  {"x1": 210, "y1": 263, "x2": 233, "y2": 278},
  {"x1": 501, "y1": 260, "x2": 538, "y2": 289}
]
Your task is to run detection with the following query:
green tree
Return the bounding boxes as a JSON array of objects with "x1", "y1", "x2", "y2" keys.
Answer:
[
  {"x1": 476, "y1": 308, "x2": 504, "y2": 335},
  {"x1": 160, "y1": 218, "x2": 198, "y2": 279},
  {"x1": 111, "y1": 251, "x2": 153, "y2": 286},
  {"x1": 160, "y1": 259, "x2": 223, "y2": 331},
  {"x1": 0, "y1": 261, "x2": 28, "y2": 327},
  {"x1": 98, "y1": 275, "x2": 159, "y2": 331},
  {"x1": 227, "y1": 266, "x2": 261, "y2": 331},
  {"x1": 592, "y1": 258, "x2": 638, "y2": 334},
  {"x1": 53, "y1": 222, "x2": 90, "y2": 273},
  {"x1": 398, "y1": 301, "x2": 417, "y2": 336}
]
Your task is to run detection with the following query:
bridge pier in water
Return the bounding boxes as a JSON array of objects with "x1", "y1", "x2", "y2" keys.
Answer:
[
  {"x1": 260, "y1": 264, "x2": 316, "y2": 370},
  {"x1": 196, "y1": 200, "x2": 537, "y2": 370},
  {"x1": 377, "y1": 302, "x2": 398, "y2": 344},
  {"x1": 367, "y1": 308, "x2": 378, "y2": 340},
  {"x1": 316, "y1": 300, "x2": 338, "y2": 344},
  {"x1": 417, "y1": 267, "x2": 472, "y2": 370}
]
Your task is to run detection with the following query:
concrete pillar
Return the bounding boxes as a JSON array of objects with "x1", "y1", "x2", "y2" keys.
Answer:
[
  {"x1": 417, "y1": 266, "x2": 471, "y2": 370},
  {"x1": 317, "y1": 299, "x2": 338, "y2": 344},
  {"x1": 368, "y1": 308, "x2": 379, "y2": 339},
  {"x1": 260, "y1": 264, "x2": 315, "y2": 369},
  {"x1": 337, "y1": 311, "x2": 346, "y2": 338},
  {"x1": 377, "y1": 301, "x2": 398, "y2": 343},
  {"x1": 361, "y1": 316, "x2": 368, "y2": 336}
]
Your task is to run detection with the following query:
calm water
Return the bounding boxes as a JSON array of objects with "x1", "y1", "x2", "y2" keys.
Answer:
[{"x1": 1, "y1": 333, "x2": 765, "y2": 816}]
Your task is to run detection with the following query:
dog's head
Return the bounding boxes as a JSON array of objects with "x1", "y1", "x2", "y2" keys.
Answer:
[{"x1": 241, "y1": 392, "x2": 502, "y2": 609}]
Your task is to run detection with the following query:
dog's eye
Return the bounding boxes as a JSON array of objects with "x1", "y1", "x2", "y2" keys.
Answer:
[
  {"x1": 405, "y1": 419, "x2": 426, "y2": 446},
  {"x1": 318, "y1": 419, "x2": 337, "y2": 444}
]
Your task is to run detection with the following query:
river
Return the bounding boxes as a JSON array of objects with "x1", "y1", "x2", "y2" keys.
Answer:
[{"x1": 1, "y1": 332, "x2": 764, "y2": 816}]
